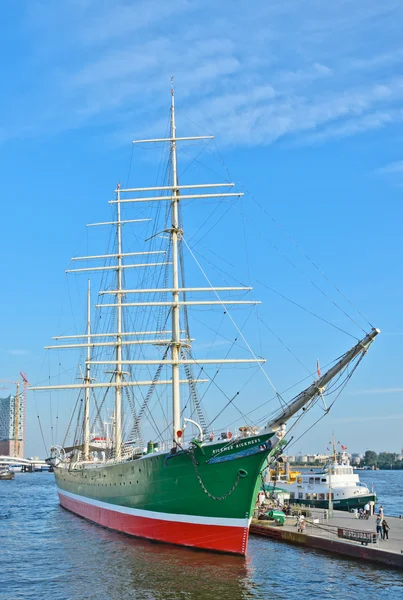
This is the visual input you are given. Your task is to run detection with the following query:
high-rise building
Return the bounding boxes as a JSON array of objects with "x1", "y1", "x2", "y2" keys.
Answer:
[{"x1": 0, "y1": 394, "x2": 25, "y2": 457}]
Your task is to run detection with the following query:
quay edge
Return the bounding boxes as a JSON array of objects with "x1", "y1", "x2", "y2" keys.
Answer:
[{"x1": 250, "y1": 518, "x2": 403, "y2": 570}]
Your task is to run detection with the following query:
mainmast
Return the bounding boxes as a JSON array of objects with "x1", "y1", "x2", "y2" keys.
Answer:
[
  {"x1": 170, "y1": 82, "x2": 181, "y2": 445},
  {"x1": 115, "y1": 184, "x2": 123, "y2": 459}
]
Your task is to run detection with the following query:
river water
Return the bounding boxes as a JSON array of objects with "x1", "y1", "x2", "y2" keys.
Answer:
[{"x1": 1, "y1": 471, "x2": 402, "y2": 600}]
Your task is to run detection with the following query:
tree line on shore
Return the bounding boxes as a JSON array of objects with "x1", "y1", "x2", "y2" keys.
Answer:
[{"x1": 362, "y1": 450, "x2": 403, "y2": 470}]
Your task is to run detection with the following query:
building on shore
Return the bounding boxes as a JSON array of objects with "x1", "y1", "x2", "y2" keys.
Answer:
[
  {"x1": 351, "y1": 453, "x2": 363, "y2": 465},
  {"x1": 292, "y1": 454, "x2": 330, "y2": 464},
  {"x1": 0, "y1": 394, "x2": 25, "y2": 457}
]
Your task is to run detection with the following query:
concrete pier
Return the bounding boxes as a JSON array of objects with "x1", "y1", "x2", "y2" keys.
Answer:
[{"x1": 250, "y1": 508, "x2": 403, "y2": 570}]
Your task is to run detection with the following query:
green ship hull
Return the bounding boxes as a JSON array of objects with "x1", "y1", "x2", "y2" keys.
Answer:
[{"x1": 55, "y1": 431, "x2": 277, "y2": 555}]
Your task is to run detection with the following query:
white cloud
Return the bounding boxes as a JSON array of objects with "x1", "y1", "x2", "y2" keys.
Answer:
[
  {"x1": 302, "y1": 110, "x2": 401, "y2": 145},
  {"x1": 376, "y1": 160, "x2": 403, "y2": 174},
  {"x1": 2, "y1": 0, "x2": 403, "y2": 147},
  {"x1": 330, "y1": 413, "x2": 403, "y2": 423},
  {"x1": 348, "y1": 388, "x2": 403, "y2": 395}
]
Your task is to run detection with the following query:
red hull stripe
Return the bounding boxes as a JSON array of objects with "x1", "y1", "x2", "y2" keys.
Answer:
[
  {"x1": 58, "y1": 489, "x2": 250, "y2": 527},
  {"x1": 58, "y1": 490, "x2": 249, "y2": 555}
]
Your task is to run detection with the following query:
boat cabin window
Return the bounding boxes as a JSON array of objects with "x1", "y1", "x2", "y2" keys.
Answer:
[
  {"x1": 326, "y1": 493, "x2": 334, "y2": 500},
  {"x1": 321, "y1": 478, "x2": 327, "y2": 482},
  {"x1": 338, "y1": 468, "x2": 352, "y2": 475},
  {"x1": 312, "y1": 493, "x2": 317, "y2": 500},
  {"x1": 297, "y1": 477, "x2": 302, "y2": 484},
  {"x1": 319, "y1": 494, "x2": 325, "y2": 500},
  {"x1": 290, "y1": 492, "x2": 295, "y2": 499},
  {"x1": 309, "y1": 477, "x2": 314, "y2": 484},
  {"x1": 298, "y1": 492, "x2": 303, "y2": 499},
  {"x1": 305, "y1": 493, "x2": 311, "y2": 500},
  {"x1": 315, "y1": 477, "x2": 320, "y2": 484}
]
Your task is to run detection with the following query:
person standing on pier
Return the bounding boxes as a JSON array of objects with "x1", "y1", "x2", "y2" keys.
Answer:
[
  {"x1": 382, "y1": 519, "x2": 390, "y2": 540},
  {"x1": 376, "y1": 514, "x2": 383, "y2": 539},
  {"x1": 258, "y1": 491, "x2": 265, "y2": 506},
  {"x1": 379, "y1": 505, "x2": 384, "y2": 518}
]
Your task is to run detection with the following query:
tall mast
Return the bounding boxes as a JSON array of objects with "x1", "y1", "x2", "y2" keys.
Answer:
[
  {"x1": 115, "y1": 184, "x2": 123, "y2": 459},
  {"x1": 170, "y1": 81, "x2": 181, "y2": 445},
  {"x1": 331, "y1": 433, "x2": 337, "y2": 461},
  {"x1": 83, "y1": 280, "x2": 91, "y2": 460}
]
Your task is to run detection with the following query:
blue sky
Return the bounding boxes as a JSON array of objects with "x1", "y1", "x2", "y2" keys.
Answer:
[{"x1": 0, "y1": 0, "x2": 402, "y2": 457}]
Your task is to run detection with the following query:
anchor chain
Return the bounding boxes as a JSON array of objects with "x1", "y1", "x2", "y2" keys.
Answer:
[{"x1": 187, "y1": 446, "x2": 244, "y2": 501}]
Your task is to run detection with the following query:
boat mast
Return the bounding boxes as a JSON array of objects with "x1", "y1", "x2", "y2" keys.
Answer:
[
  {"x1": 170, "y1": 80, "x2": 181, "y2": 445},
  {"x1": 115, "y1": 184, "x2": 123, "y2": 459},
  {"x1": 331, "y1": 433, "x2": 337, "y2": 462},
  {"x1": 83, "y1": 280, "x2": 91, "y2": 460}
]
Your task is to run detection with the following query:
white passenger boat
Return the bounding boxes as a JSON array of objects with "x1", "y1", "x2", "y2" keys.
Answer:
[{"x1": 265, "y1": 452, "x2": 376, "y2": 511}]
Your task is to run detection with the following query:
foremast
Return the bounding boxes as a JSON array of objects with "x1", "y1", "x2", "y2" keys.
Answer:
[
  {"x1": 170, "y1": 85, "x2": 181, "y2": 444},
  {"x1": 84, "y1": 280, "x2": 91, "y2": 460}
]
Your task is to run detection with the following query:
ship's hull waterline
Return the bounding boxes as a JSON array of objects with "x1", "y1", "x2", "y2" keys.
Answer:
[{"x1": 55, "y1": 432, "x2": 276, "y2": 555}]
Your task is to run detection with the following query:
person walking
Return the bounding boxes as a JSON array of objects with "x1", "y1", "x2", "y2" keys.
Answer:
[
  {"x1": 297, "y1": 514, "x2": 306, "y2": 533},
  {"x1": 382, "y1": 519, "x2": 390, "y2": 541},
  {"x1": 364, "y1": 502, "x2": 370, "y2": 518},
  {"x1": 376, "y1": 514, "x2": 383, "y2": 540},
  {"x1": 379, "y1": 505, "x2": 384, "y2": 518}
]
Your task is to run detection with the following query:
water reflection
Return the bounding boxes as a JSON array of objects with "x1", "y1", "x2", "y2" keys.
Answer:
[
  {"x1": 63, "y1": 519, "x2": 253, "y2": 600},
  {"x1": 1, "y1": 473, "x2": 403, "y2": 600}
]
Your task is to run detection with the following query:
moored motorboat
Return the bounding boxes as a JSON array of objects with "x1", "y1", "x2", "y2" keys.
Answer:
[
  {"x1": 0, "y1": 467, "x2": 15, "y2": 480},
  {"x1": 264, "y1": 451, "x2": 376, "y2": 511}
]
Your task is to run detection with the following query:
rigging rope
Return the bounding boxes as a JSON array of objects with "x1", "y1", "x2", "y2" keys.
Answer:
[
  {"x1": 182, "y1": 236, "x2": 283, "y2": 401},
  {"x1": 129, "y1": 347, "x2": 169, "y2": 442},
  {"x1": 208, "y1": 138, "x2": 373, "y2": 333}
]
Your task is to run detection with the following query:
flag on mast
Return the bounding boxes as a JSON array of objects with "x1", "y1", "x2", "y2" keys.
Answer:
[{"x1": 316, "y1": 359, "x2": 321, "y2": 378}]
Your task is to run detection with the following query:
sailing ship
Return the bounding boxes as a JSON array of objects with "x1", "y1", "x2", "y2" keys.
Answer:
[{"x1": 29, "y1": 86, "x2": 379, "y2": 555}]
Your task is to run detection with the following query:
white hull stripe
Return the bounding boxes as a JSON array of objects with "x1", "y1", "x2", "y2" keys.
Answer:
[{"x1": 58, "y1": 489, "x2": 251, "y2": 528}]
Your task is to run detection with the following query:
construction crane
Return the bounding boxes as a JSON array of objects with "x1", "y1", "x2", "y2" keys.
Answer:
[{"x1": 0, "y1": 377, "x2": 23, "y2": 457}]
